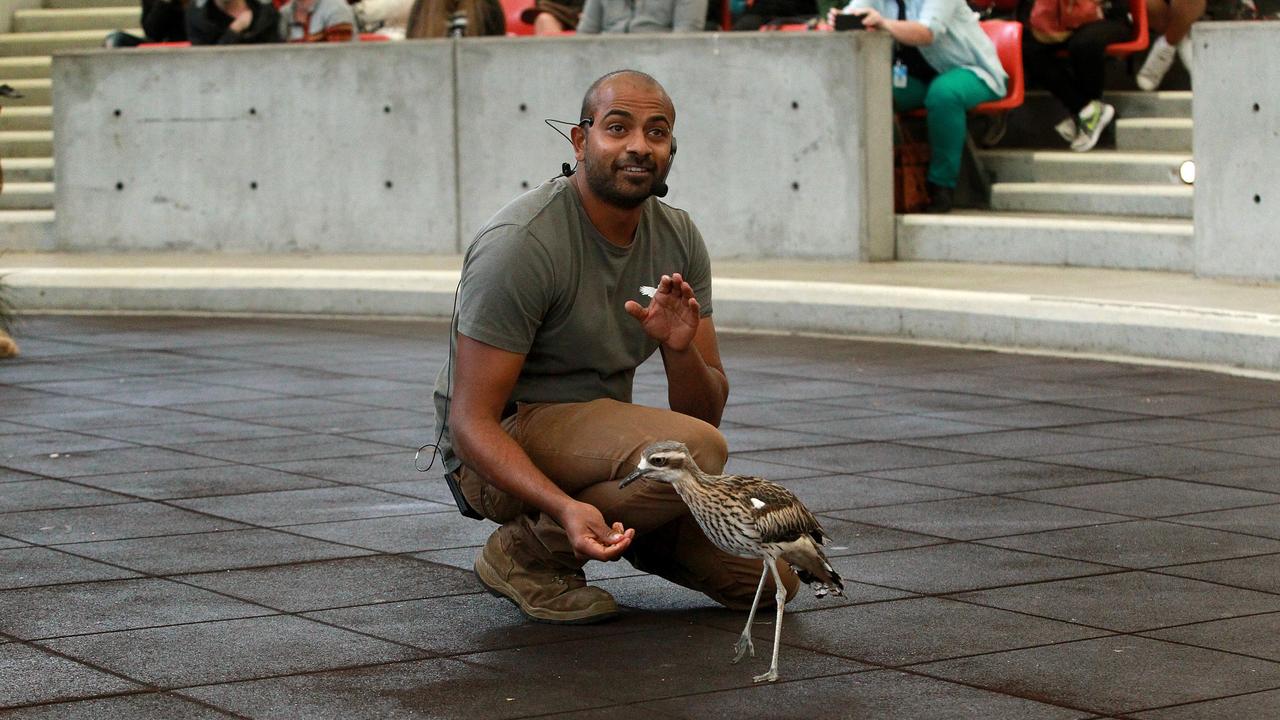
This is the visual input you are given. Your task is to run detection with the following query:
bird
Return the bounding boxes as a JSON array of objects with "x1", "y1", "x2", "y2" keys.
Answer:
[{"x1": 619, "y1": 440, "x2": 843, "y2": 683}]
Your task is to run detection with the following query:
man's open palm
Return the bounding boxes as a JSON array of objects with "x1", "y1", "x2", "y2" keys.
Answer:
[{"x1": 624, "y1": 273, "x2": 700, "y2": 351}]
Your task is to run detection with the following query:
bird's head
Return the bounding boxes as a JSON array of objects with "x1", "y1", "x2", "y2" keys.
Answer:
[{"x1": 618, "y1": 440, "x2": 698, "y2": 487}]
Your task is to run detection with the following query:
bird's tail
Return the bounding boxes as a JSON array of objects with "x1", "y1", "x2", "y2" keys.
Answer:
[{"x1": 784, "y1": 537, "x2": 844, "y2": 599}]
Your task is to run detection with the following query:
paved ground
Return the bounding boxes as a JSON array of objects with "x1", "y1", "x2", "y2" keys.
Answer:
[{"x1": 3, "y1": 315, "x2": 1280, "y2": 719}]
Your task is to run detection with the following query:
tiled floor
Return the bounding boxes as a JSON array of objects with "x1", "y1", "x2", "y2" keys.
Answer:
[{"x1": 3, "y1": 316, "x2": 1280, "y2": 719}]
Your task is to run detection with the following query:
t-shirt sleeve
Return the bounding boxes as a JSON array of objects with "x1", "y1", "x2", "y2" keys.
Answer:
[
  {"x1": 916, "y1": 0, "x2": 953, "y2": 36},
  {"x1": 685, "y1": 219, "x2": 713, "y2": 318},
  {"x1": 456, "y1": 225, "x2": 555, "y2": 354}
]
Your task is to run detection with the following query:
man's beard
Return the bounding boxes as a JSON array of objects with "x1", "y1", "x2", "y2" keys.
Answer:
[{"x1": 583, "y1": 155, "x2": 654, "y2": 209}]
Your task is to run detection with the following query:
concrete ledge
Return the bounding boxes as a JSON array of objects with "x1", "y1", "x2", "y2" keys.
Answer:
[{"x1": 4, "y1": 256, "x2": 1278, "y2": 379}]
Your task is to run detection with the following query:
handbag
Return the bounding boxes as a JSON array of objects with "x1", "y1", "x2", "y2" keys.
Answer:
[
  {"x1": 1029, "y1": 0, "x2": 1103, "y2": 42},
  {"x1": 894, "y1": 115, "x2": 930, "y2": 213}
]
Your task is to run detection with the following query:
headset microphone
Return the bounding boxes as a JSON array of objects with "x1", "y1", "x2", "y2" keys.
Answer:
[{"x1": 561, "y1": 162, "x2": 574, "y2": 178}]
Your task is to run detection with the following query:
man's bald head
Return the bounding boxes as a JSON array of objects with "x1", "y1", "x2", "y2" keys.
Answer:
[{"x1": 579, "y1": 70, "x2": 674, "y2": 125}]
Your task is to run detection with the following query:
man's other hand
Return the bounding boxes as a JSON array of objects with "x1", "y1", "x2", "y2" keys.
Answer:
[
  {"x1": 559, "y1": 501, "x2": 634, "y2": 561},
  {"x1": 624, "y1": 272, "x2": 700, "y2": 352}
]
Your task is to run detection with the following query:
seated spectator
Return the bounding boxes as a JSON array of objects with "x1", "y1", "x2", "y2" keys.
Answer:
[
  {"x1": 1023, "y1": 0, "x2": 1130, "y2": 151},
  {"x1": 352, "y1": 0, "x2": 415, "y2": 38},
  {"x1": 280, "y1": 0, "x2": 357, "y2": 40},
  {"x1": 577, "y1": 0, "x2": 709, "y2": 32},
  {"x1": 1135, "y1": 0, "x2": 1203, "y2": 90},
  {"x1": 187, "y1": 0, "x2": 281, "y2": 44},
  {"x1": 103, "y1": 0, "x2": 188, "y2": 47},
  {"x1": 831, "y1": 0, "x2": 1006, "y2": 213},
  {"x1": 732, "y1": 0, "x2": 818, "y2": 30},
  {"x1": 405, "y1": 0, "x2": 506, "y2": 36},
  {"x1": 521, "y1": 0, "x2": 584, "y2": 34}
]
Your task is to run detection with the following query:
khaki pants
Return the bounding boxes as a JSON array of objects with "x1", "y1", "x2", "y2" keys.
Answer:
[{"x1": 457, "y1": 397, "x2": 799, "y2": 610}]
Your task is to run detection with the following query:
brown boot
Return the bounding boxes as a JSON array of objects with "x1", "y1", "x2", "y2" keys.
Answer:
[{"x1": 474, "y1": 522, "x2": 619, "y2": 625}]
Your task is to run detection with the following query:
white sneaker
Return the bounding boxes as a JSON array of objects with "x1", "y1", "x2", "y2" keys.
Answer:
[
  {"x1": 1054, "y1": 116, "x2": 1078, "y2": 144},
  {"x1": 1137, "y1": 36, "x2": 1176, "y2": 91},
  {"x1": 1071, "y1": 100, "x2": 1115, "y2": 152},
  {"x1": 1177, "y1": 37, "x2": 1194, "y2": 74}
]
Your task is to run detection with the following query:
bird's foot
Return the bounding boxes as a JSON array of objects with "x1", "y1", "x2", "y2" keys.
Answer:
[
  {"x1": 753, "y1": 668, "x2": 779, "y2": 683},
  {"x1": 731, "y1": 635, "x2": 755, "y2": 664}
]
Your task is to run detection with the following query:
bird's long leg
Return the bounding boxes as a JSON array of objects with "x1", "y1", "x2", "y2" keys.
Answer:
[
  {"x1": 754, "y1": 560, "x2": 786, "y2": 683},
  {"x1": 732, "y1": 563, "x2": 769, "y2": 664}
]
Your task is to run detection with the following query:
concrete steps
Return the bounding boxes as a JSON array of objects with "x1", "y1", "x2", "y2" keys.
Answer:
[
  {"x1": 989, "y1": 182, "x2": 1193, "y2": 219},
  {"x1": 45, "y1": 0, "x2": 137, "y2": 8},
  {"x1": 0, "y1": 78, "x2": 50, "y2": 105},
  {"x1": 1109, "y1": 90, "x2": 1192, "y2": 118},
  {"x1": 1116, "y1": 117, "x2": 1194, "y2": 152},
  {"x1": 0, "y1": 180, "x2": 53, "y2": 209},
  {"x1": 0, "y1": 56, "x2": 51, "y2": 80},
  {"x1": 979, "y1": 149, "x2": 1190, "y2": 185},
  {"x1": 0, "y1": 105, "x2": 50, "y2": 130},
  {"x1": 896, "y1": 212, "x2": 1194, "y2": 272},
  {"x1": 0, "y1": 210, "x2": 53, "y2": 249},
  {"x1": 1, "y1": 157, "x2": 54, "y2": 182},
  {"x1": 13, "y1": 7, "x2": 139, "y2": 32},
  {"x1": 0, "y1": 130, "x2": 52, "y2": 157},
  {"x1": 0, "y1": 28, "x2": 134, "y2": 56}
]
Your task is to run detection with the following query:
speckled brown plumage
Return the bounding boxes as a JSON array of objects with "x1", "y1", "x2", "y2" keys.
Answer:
[{"x1": 620, "y1": 440, "x2": 844, "y2": 682}]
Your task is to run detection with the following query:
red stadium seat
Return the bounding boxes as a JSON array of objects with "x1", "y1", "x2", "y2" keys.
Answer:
[
  {"x1": 137, "y1": 41, "x2": 193, "y2": 47},
  {"x1": 973, "y1": 19, "x2": 1023, "y2": 113},
  {"x1": 1105, "y1": 0, "x2": 1149, "y2": 56},
  {"x1": 501, "y1": 0, "x2": 536, "y2": 35},
  {"x1": 359, "y1": 32, "x2": 391, "y2": 40}
]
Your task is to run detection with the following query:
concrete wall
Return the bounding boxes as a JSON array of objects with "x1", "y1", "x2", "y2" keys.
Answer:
[
  {"x1": 53, "y1": 33, "x2": 895, "y2": 260},
  {"x1": 1193, "y1": 23, "x2": 1280, "y2": 282},
  {"x1": 55, "y1": 42, "x2": 459, "y2": 254}
]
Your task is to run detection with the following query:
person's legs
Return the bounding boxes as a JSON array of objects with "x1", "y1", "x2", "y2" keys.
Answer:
[
  {"x1": 1138, "y1": 0, "x2": 1203, "y2": 89},
  {"x1": 1022, "y1": 29, "x2": 1085, "y2": 115},
  {"x1": 1064, "y1": 20, "x2": 1131, "y2": 110},
  {"x1": 921, "y1": 68, "x2": 1000, "y2": 188}
]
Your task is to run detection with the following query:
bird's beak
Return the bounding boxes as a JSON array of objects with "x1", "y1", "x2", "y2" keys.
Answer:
[{"x1": 619, "y1": 466, "x2": 648, "y2": 488}]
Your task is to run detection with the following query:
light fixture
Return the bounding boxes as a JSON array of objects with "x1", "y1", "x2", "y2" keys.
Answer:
[{"x1": 1178, "y1": 159, "x2": 1196, "y2": 185}]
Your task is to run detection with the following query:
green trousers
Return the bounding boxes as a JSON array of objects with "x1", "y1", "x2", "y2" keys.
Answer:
[{"x1": 894, "y1": 69, "x2": 1001, "y2": 189}]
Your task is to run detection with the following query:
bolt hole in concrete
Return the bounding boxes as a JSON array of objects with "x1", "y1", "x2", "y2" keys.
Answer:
[
  {"x1": 385, "y1": 180, "x2": 393, "y2": 188},
  {"x1": 521, "y1": 181, "x2": 529, "y2": 188},
  {"x1": 249, "y1": 107, "x2": 256, "y2": 115},
  {"x1": 384, "y1": 105, "x2": 391, "y2": 113},
  {"x1": 791, "y1": 181, "x2": 800, "y2": 190},
  {"x1": 1254, "y1": 103, "x2": 1261, "y2": 112},
  {"x1": 792, "y1": 101, "x2": 799, "y2": 109},
  {"x1": 115, "y1": 181, "x2": 123, "y2": 190},
  {"x1": 250, "y1": 181, "x2": 258, "y2": 190},
  {"x1": 520, "y1": 103, "x2": 527, "y2": 112},
  {"x1": 113, "y1": 109, "x2": 121, "y2": 117},
  {"x1": 1255, "y1": 194, "x2": 1262, "y2": 204}
]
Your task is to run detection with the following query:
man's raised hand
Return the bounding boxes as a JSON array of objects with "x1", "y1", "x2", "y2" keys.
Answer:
[{"x1": 624, "y1": 273, "x2": 700, "y2": 352}]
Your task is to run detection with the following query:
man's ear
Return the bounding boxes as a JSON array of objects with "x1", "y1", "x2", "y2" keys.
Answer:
[{"x1": 571, "y1": 125, "x2": 586, "y2": 163}]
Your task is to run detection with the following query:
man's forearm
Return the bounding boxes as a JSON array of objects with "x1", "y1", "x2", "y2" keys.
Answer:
[
  {"x1": 660, "y1": 343, "x2": 728, "y2": 426},
  {"x1": 452, "y1": 417, "x2": 576, "y2": 522}
]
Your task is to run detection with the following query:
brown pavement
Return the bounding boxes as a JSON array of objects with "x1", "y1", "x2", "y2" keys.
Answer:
[{"x1": 3, "y1": 315, "x2": 1280, "y2": 718}]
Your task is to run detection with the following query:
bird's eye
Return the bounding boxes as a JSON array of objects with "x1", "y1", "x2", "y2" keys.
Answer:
[{"x1": 650, "y1": 457, "x2": 667, "y2": 467}]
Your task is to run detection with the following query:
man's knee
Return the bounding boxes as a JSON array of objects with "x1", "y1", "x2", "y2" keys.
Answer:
[{"x1": 668, "y1": 416, "x2": 728, "y2": 474}]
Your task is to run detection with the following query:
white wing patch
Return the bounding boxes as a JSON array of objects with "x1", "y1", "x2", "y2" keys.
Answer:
[{"x1": 749, "y1": 497, "x2": 767, "y2": 510}]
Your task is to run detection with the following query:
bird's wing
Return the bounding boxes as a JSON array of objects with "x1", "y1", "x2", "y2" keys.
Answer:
[{"x1": 730, "y1": 477, "x2": 826, "y2": 545}]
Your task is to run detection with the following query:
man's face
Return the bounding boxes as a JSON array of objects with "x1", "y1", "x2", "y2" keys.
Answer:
[{"x1": 576, "y1": 80, "x2": 675, "y2": 210}]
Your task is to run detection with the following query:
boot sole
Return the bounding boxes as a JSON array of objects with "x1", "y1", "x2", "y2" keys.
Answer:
[{"x1": 474, "y1": 551, "x2": 620, "y2": 625}]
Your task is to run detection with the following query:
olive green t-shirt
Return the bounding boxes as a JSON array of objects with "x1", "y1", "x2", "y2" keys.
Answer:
[{"x1": 432, "y1": 176, "x2": 713, "y2": 472}]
